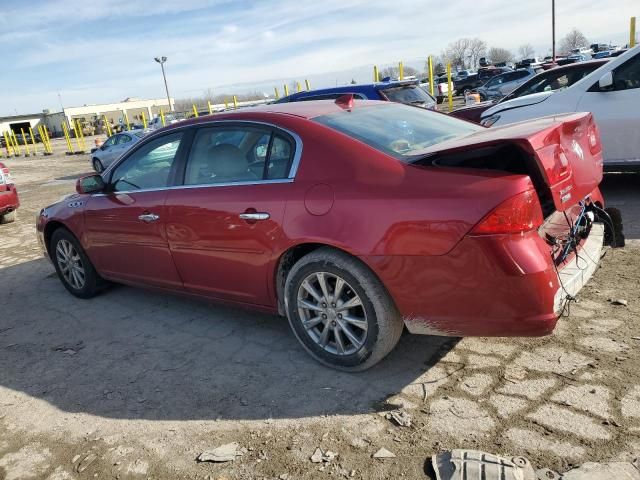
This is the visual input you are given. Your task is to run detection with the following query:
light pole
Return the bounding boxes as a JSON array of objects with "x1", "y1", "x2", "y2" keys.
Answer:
[
  {"x1": 154, "y1": 56, "x2": 172, "y2": 111},
  {"x1": 552, "y1": 0, "x2": 556, "y2": 61}
]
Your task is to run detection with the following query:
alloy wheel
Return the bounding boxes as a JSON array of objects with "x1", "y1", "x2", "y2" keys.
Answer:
[
  {"x1": 56, "y1": 239, "x2": 86, "y2": 289},
  {"x1": 296, "y1": 272, "x2": 368, "y2": 355}
]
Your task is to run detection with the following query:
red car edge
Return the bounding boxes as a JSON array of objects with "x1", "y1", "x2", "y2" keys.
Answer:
[
  {"x1": 0, "y1": 162, "x2": 19, "y2": 224},
  {"x1": 36, "y1": 99, "x2": 614, "y2": 371}
]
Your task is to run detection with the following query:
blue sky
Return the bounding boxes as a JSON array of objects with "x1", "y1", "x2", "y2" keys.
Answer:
[{"x1": 0, "y1": 0, "x2": 637, "y2": 115}]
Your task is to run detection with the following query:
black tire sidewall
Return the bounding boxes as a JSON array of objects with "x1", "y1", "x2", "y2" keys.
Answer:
[
  {"x1": 285, "y1": 259, "x2": 380, "y2": 369},
  {"x1": 51, "y1": 229, "x2": 100, "y2": 298}
]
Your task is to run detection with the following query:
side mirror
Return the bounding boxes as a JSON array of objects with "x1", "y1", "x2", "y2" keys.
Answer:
[
  {"x1": 76, "y1": 174, "x2": 105, "y2": 194},
  {"x1": 598, "y1": 71, "x2": 614, "y2": 90}
]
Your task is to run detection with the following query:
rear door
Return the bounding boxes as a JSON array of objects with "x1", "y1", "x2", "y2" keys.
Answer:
[
  {"x1": 576, "y1": 50, "x2": 640, "y2": 165},
  {"x1": 84, "y1": 131, "x2": 187, "y2": 288},
  {"x1": 164, "y1": 123, "x2": 297, "y2": 307}
]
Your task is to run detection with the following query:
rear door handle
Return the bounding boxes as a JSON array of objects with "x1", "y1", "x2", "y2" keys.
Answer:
[
  {"x1": 138, "y1": 213, "x2": 160, "y2": 223},
  {"x1": 239, "y1": 212, "x2": 270, "y2": 221}
]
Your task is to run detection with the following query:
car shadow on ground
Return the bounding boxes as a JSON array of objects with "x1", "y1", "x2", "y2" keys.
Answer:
[
  {"x1": 600, "y1": 173, "x2": 640, "y2": 240},
  {"x1": 0, "y1": 258, "x2": 457, "y2": 422}
]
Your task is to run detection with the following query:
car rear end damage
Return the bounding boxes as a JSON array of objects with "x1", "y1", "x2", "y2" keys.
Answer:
[{"x1": 369, "y1": 113, "x2": 619, "y2": 337}]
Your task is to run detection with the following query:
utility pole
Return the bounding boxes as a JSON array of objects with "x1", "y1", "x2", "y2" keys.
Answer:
[
  {"x1": 154, "y1": 56, "x2": 173, "y2": 112},
  {"x1": 552, "y1": 0, "x2": 556, "y2": 61}
]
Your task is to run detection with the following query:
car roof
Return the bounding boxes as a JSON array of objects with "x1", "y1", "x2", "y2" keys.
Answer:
[{"x1": 280, "y1": 80, "x2": 418, "y2": 99}]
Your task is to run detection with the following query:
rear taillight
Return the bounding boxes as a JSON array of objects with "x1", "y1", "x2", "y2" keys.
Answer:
[
  {"x1": 587, "y1": 121, "x2": 602, "y2": 155},
  {"x1": 536, "y1": 144, "x2": 571, "y2": 185},
  {"x1": 471, "y1": 190, "x2": 544, "y2": 235}
]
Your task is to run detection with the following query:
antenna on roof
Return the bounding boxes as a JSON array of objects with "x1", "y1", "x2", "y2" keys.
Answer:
[{"x1": 335, "y1": 93, "x2": 354, "y2": 110}]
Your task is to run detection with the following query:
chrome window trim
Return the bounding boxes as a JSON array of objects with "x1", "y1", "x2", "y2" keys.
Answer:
[
  {"x1": 92, "y1": 178, "x2": 293, "y2": 197},
  {"x1": 101, "y1": 119, "x2": 303, "y2": 182}
]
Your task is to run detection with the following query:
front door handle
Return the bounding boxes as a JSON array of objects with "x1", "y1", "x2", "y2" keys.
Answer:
[
  {"x1": 138, "y1": 213, "x2": 160, "y2": 223},
  {"x1": 239, "y1": 212, "x2": 270, "y2": 221}
]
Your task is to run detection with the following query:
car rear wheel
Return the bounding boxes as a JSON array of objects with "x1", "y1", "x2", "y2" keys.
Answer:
[
  {"x1": 284, "y1": 248, "x2": 403, "y2": 371},
  {"x1": 0, "y1": 210, "x2": 16, "y2": 224},
  {"x1": 92, "y1": 158, "x2": 104, "y2": 173},
  {"x1": 51, "y1": 228, "x2": 103, "y2": 299}
]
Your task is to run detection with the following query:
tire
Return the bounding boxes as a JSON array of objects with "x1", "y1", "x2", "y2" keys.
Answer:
[
  {"x1": 50, "y1": 228, "x2": 103, "y2": 299},
  {"x1": 284, "y1": 248, "x2": 404, "y2": 371},
  {"x1": 0, "y1": 210, "x2": 16, "y2": 224},
  {"x1": 92, "y1": 158, "x2": 104, "y2": 173}
]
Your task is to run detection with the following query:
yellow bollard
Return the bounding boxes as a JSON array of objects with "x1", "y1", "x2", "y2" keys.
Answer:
[
  {"x1": 207, "y1": 100, "x2": 213, "y2": 115},
  {"x1": 233, "y1": 95, "x2": 238, "y2": 109},
  {"x1": 36, "y1": 126, "x2": 45, "y2": 154},
  {"x1": 631, "y1": 17, "x2": 637, "y2": 48},
  {"x1": 123, "y1": 111, "x2": 131, "y2": 131},
  {"x1": 20, "y1": 128, "x2": 31, "y2": 156},
  {"x1": 224, "y1": 100, "x2": 229, "y2": 110},
  {"x1": 61, "y1": 122, "x2": 73, "y2": 154},
  {"x1": 76, "y1": 119, "x2": 87, "y2": 151},
  {"x1": 160, "y1": 108, "x2": 166, "y2": 127},
  {"x1": 141, "y1": 111, "x2": 147, "y2": 128},
  {"x1": 71, "y1": 121, "x2": 82, "y2": 152},
  {"x1": 284, "y1": 84, "x2": 289, "y2": 96},
  {"x1": 296, "y1": 82, "x2": 301, "y2": 92},
  {"x1": 447, "y1": 63, "x2": 453, "y2": 113},
  {"x1": 374, "y1": 65, "x2": 379, "y2": 82},
  {"x1": 12, "y1": 131, "x2": 21, "y2": 156},
  {"x1": 274, "y1": 87, "x2": 279, "y2": 99},
  {"x1": 29, "y1": 126, "x2": 38, "y2": 155},
  {"x1": 428, "y1": 56, "x2": 435, "y2": 97},
  {"x1": 102, "y1": 115, "x2": 113, "y2": 137},
  {"x1": 43, "y1": 126, "x2": 53, "y2": 154},
  {"x1": 305, "y1": 79, "x2": 311, "y2": 91},
  {"x1": 4, "y1": 132, "x2": 13, "y2": 157},
  {"x1": 399, "y1": 61, "x2": 404, "y2": 80},
  {"x1": 192, "y1": 104, "x2": 199, "y2": 117}
]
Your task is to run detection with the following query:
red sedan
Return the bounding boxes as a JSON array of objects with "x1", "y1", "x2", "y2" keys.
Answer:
[
  {"x1": 36, "y1": 98, "x2": 610, "y2": 371},
  {"x1": 0, "y1": 162, "x2": 19, "y2": 224}
]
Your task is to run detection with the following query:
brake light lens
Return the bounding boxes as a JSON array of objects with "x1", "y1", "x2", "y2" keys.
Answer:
[
  {"x1": 471, "y1": 190, "x2": 544, "y2": 235},
  {"x1": 536, "y1": 144, "x2": 571, "y2": 185},
  {"x1": 587, "y1": 121, "x2": 601, "y2": 155}
]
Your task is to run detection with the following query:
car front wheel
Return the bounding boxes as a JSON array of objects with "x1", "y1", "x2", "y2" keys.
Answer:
[
  {"x1": 51, "y1": 228, "x2": 103, "y2": 298},
  {"x1": 92, "y1": 158, "x2": 104, "y2": 173},
  {"x1": 0, "y1": 210, "x2": 16, "y2": 224},
  {"x1": 285, "y1": 248, "x2": 403, "y2": 371}
]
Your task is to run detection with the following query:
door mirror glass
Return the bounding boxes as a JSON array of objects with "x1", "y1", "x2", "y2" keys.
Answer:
[
  {"x1": 598, "y1": 71, "x2": 614, "y2": 89},
  {"x1": 76, "y1": 174, "x2": 105, "y2": 194}
]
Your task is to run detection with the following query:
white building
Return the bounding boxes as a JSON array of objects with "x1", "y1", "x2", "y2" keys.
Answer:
[{"x1": 0, "y1": 97, "x2": 174, "y2": 138}]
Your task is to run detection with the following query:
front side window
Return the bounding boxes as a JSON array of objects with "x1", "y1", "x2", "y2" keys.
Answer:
[
  {"x1": 110, "y1": 132, "x2": 182, "y2": 192},
  {"x1": 184, "y1": 126, "x2": 294, "y2": 185},
  {"x1": 313, "y1": 102, "x2": 481, "y2": 161},
  {"x1": 103, "y1": 136, "x2": 117, "y2": 148},
  {"x1": 612, "y1": 53, "x2": 640, "y2": 90}
]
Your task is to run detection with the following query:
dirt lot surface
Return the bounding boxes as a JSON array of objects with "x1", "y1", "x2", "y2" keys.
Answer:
[{"x1": 1, "y1": 137, "x2": 639, "y2": 479}]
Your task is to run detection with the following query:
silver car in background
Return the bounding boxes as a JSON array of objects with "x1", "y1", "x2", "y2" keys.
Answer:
[{"x1": 91, "y1": 131, "x2": 144, "y2": 173}]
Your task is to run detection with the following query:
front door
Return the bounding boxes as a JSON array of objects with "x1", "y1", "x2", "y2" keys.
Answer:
[
  {"x1": 84, "y1": 131, "x2": 186, "y2": 288},
  {"x1": 576, "y1": 50, "x2": 640, "y2": 164},
  {"x1": 165, "y1": 124, "x2": 296, "y2": 306}
]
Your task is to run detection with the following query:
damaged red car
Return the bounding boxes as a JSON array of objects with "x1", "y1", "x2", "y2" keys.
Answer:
[
  {"x1": 0, "y1": 162, "x2": 19, "y2": 224},
  {"x1": 36, "y1": 98, "x2": 617, "y2": 371}
]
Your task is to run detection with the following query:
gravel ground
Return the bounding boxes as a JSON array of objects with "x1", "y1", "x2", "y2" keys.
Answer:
[{"x1": 0, "y1": 136, "x2": 639, "y2": 479}]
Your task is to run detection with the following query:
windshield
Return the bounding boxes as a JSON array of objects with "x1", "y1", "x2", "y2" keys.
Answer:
[
  {"x1": 381, "y1": 85, "x2": 434, "y2": 104},
  {"x1": 313, "y1": 103, "x2": 481, "y2": 161},
  {"x1": 503, "y1": 65, "x2": 598, "y2": 101}
]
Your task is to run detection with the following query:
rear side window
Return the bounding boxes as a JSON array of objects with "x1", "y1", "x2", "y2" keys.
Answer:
[
  {"x1": 313, "y1": 103, "x2": 480, "y2": 161},
  {"x1": 612, "y1": 53, "x2": 640, "y2": 90},
  {"x1": 184, "y1": 126, "x2": 294, "y2": 185}
]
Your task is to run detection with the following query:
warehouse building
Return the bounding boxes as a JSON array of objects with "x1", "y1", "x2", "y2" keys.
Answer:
[{"x1": 0, "y1": 97, "x2": 173, "y2": 138}]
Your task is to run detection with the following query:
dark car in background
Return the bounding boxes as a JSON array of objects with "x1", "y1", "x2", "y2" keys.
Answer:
[
  {"x1": 452, "y1": 66, "x2": 513, "y2": 95},
  {"x1": 274, "y1": 79, "x2": 438, "y2": 110},
  {"x1": 450, "y1": 59, "x2": 608, "y2": 123}
]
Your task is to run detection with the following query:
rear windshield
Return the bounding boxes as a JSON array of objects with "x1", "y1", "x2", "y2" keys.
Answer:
[
  {"x1": 381, "y1": 85, "x2": 433, "y2": 104},
  {"x1": 313, "y1": 103, "x2": 481, "y2": 161}
]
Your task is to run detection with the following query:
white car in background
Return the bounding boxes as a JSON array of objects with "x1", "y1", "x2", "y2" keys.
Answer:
[{"x1": 481, "y1": 45, "x2": 640, "y2": 170}]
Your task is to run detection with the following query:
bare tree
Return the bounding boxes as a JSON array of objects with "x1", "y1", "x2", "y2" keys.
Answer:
[
  {"x1": 441, "y1": 38, "x2": 487, "y2": 70},
  {"x1": 424, "y1": 56, "x2": 446, "y2": 76},
  {"x1": 379, "y1": 65, "x2": 418, "y2": 80},
  {"x1": 488, "y1": 47, "x2": 514, "y2": 64},
  {"x1": 559, "y1": 28, "x2": 589, "y2": 54},
  {"x1": 518, "y1": 44, "x2": 535, "y2": 59}
]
